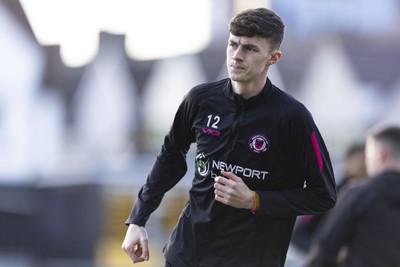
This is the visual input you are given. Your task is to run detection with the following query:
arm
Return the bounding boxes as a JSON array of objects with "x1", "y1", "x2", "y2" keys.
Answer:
[
  {"x1": 260, "y1": 108, "x2": 336, "y2": 217},
  {"x1": 214, "y1": 107, "x2": 336, "y2": 217},
  {"x1": 125, "y1": 92, "x2": 195, "y2": 226},
  {"x1": 125, "y1": 136, "x2": 191, "y2": 226},
  {"x1": 122, "y1": 92, "x2": 196, "y2": 262}
]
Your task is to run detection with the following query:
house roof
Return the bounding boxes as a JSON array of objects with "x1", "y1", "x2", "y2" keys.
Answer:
[
  {"x1": 341, "y1": 34, "x2": 400, "y2": 90},
  {"x1": 277, "y1": 32, "x2": 400, "y2": 94}
]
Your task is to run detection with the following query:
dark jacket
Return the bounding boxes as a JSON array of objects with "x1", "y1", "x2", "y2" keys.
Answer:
[
  {"x1": 126, "y1": 78, "x2": 336, "y2": 267},
  {"x1": 304, "y1": 170, "x2": 400, "y2": 267}
]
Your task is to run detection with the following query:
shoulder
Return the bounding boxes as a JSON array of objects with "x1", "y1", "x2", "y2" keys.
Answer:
[
  {"x1": 273, "y1": 85, "x2": 310, "y2": 113},
  {"x1": 184, "y1": 78, "x2": 228, "y2": 105},
  {"x1": 271, "y1": 85, "x2": 313, "y2": 123}
]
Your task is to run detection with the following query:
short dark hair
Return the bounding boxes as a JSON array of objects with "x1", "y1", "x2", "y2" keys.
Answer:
[
  {"x1": 345, "y1": 143, "x2": 365, "y2": 159},
  {"x1": 369, "y1": 125, "x2": 400, "y2": 159},
  {"x1": 229, "y1": 8, "x2": 285, "y2": 50}
]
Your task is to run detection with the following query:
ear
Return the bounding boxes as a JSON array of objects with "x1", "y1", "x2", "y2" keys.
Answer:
[
  {"x1": 379, "y1": 146, "x2": 389, "y2": 164},
  {"x1": 268, "y1": 50, "x2": 282, "y2": 65}
]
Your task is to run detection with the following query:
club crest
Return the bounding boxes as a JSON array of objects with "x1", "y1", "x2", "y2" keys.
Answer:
[{"x1": 248, "y1": 134, "x2": 270, "y2": 154}]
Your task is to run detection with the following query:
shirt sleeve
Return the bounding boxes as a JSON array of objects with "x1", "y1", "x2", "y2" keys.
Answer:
[
  {"x1": 258, "y1": 105, "x2": 337, "y2": 217},
  {"x1": 125, "y1": 92, "x2": 196, "y2": 227}
]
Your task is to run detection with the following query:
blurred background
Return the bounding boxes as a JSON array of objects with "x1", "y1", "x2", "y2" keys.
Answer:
[{"x1": 0, "y1": 0, "x2": 399, "y2": 266}]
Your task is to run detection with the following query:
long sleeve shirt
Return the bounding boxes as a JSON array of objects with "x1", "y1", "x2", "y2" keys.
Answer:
[{"x1": 126, "y1": 78, "x2": 336, "y2": 267}]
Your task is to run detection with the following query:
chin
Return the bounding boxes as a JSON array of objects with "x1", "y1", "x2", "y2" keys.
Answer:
[
  {"x1": 228, "y1": 73, "x2": 242, "y2": 81},
  {"x1": 230, "y1": 76, "x2": 246, "y2": 83}
]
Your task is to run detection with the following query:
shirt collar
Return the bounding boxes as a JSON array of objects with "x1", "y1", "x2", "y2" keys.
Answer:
[{"x1": 223, "y1": 78, "x2": 274, "y2": 104}]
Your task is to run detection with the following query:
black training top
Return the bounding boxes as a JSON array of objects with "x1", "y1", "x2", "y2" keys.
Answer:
[{"x1": 126, "y1": 78, "x2": 336, "y2": 267}]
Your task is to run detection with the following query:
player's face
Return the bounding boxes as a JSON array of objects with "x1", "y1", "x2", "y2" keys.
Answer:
[{"x1": 226, "y1": 34, "x2": 280, "y2": 84}]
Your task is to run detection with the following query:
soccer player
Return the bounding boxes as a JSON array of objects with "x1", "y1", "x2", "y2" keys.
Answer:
[{"x1": 122, "y1": 7, "x2": 336, "y2": 267}]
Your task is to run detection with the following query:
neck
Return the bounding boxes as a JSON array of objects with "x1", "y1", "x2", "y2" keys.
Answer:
[
  {"x1": 379, "y1": 160, "x2": 400, "y2": 174},
  {"x1": 231, "y1": 79, "x2": 266, "y2": 99},
  {"x1": 387, "y1": 162, "x2": 400, "y2": 173}
]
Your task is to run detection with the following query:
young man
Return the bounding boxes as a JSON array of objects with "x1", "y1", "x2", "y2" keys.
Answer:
[
  {"x1": 122, "y1": 8, "x2": 336, "y2": 267},
  {"x1": 304, "y1": 125, "x2": 400, "y2": 267}
]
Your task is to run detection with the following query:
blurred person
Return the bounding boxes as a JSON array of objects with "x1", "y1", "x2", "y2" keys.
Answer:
[
  {"x1": 291, "y1": 143, "x2": 367, "y2": 253},
  {"x1": 122, "y1": 7, "x2": 336, "y2": 267},
  {"x1": 303, "y1": 125, "x2": 400, "y2": 267},
  {"x1": 336, "y1": 143, "x2": 367, "y2": 192}
]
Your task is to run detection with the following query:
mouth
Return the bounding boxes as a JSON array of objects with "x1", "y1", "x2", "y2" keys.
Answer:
[{"x1": 230, "y1": 65, "x2": 245, "y2": 71}]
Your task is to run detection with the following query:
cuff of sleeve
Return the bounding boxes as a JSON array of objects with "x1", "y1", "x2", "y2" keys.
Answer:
[{"x1": 125, "y1": 217, "x2": 146, "y2": 227}]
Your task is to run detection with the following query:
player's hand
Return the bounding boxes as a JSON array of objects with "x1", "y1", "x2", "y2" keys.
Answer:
[
  {"x1": 214, "y1": 170, "x2": 254, "y2": 209},
  {"x1": 121, "y1": 224, "x2": 149, "y2": 264}
]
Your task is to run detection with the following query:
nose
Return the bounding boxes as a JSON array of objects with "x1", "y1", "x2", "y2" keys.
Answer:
[{"x1": 232, "y1": 46, "x2": 244, "y2": 60}]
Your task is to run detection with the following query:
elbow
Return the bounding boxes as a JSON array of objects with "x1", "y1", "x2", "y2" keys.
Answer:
[
  {"x1": 318, "y1": 190, "x2": 337, "y2": 213},
  {"x1": 308, "y1": 186, "x2": 337, "y2": 214},
  {"x1": 325, "y1": 195, "x2": 336, "y2": 211}
]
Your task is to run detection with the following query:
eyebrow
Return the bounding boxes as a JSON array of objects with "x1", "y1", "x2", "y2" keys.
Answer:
[
  {"x1": 243, "y1": 43, "x2": 259, "y2": 50},
  {"x1": 229, "y1": 39, "x2": 260, "y2": 50}
]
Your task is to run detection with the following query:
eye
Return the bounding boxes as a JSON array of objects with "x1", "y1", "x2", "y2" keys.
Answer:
[
  {"x1": 245, "y1": 46, "x2": 257, "y2": 52},
  {"x1": 228, "y1": 42, "x2": 238, "y2": 48}
]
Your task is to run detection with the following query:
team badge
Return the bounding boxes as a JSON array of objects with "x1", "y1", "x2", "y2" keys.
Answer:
[{"x1": 248, "y1": 134, "x2": 270, "y2": 154}]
